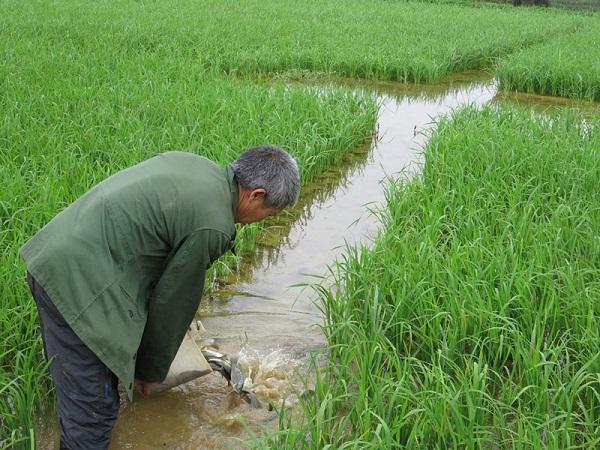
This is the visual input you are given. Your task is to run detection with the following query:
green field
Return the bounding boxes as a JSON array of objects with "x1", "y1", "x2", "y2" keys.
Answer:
[
  {"x1": 497, "y1": 24, "x2": 600, "y2": 102},
  {"x1": 0, "y1": 12, "x2": 378, "y2": 447},
  {"x1": 1, "y1": 0, "x2": 599, "y2": 448},
  {"x1": 0, "y1": 0, "x2": 588, "y2": 83},
  {"x1": 259, "y1": 105, "x2": 600, "y2": 448}
]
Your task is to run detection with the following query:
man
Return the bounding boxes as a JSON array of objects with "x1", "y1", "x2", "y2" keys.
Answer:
[{"x1": 21, "y1": 145, "x2": 300, "y2": 449}]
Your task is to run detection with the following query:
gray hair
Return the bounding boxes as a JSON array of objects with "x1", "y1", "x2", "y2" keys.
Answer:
[{"x1": 231, "y1": 145, "x2": 300, "y2": 209}]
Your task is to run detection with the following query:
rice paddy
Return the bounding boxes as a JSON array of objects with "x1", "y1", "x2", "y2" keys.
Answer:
[
  {"x1": 259, "y1": 105, "x2": 600, "y2": 448},
  {"x1": 0, "y1": 11, "x2": 377, "y2": 446},
  {"x1": 497, "y1": 23, "x2": 600, "y2": 102},
  {"x1": 1, "y1": 0, "x2": 600, "y2": 448},
  {"x1": 0, "y1": 0, "x2": 588, "y2": 84}
]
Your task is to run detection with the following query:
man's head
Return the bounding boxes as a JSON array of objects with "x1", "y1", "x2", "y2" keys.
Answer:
[{"x1": 231, "y1": 145, "x2": 300, "y2": 224}]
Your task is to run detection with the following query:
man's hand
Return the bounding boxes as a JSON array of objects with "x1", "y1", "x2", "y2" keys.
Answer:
[{"x1": 134, "y1": 378, "x2": 153, "y2": 397}]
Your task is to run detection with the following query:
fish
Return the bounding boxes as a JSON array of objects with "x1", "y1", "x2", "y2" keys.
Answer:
[
  {"x1": 229, "y1": 360, "x2": 245, "y2": 394},
  {"x1": 207, "y1": 356, "x2": 262, "y2": 409},
  {"x1": 202, "y1": 348, "x2": 225, "y2": 360}
]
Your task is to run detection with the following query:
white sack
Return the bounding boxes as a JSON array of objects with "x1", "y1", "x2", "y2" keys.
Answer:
[{"x1": 151, "y1": 320, "x2": 212, "y2": 393}]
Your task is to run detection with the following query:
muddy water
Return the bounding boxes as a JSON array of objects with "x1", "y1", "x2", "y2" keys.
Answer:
[{"x1": 41, "y1": 74, "x2": 589, "y2": 449}]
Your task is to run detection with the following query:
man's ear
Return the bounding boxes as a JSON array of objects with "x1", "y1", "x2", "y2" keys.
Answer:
[{"x1": 249, "y1": 188, "x2": 267, "y2": 201}]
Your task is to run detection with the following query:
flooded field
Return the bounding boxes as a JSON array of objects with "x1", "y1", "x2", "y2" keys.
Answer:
[
  {"x1": 34, "y1": 72, "x2": 598, "y2": 448},
  {"x1": 29, "y1": 74, "x2": 490, "y2": 449},
  {"x1": 111, "y1": 76, "x2": 498, "y2": 449},
  {"x1": 4, "y1": 1, "x2": 599, "y2": 447}
]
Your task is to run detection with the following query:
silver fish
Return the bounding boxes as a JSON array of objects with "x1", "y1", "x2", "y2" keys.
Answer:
[
  {"x1": 207, "y1": 356, "x2": 262, "y2": 409},
  {"x1": 229, "y1": 360, "x2": 245, "y2": 394}
]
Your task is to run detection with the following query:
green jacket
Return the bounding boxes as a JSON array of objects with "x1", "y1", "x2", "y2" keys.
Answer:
[{"x1": 20, "y1": 152, "x2": 238, "y2": 400}]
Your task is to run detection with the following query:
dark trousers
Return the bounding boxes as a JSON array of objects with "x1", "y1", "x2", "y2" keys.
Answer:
[{"x1": 27, "y1": 273, "x2": 120, "y2": 450}]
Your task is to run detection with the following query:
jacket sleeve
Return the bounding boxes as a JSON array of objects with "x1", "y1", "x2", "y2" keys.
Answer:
[{"x1": 134, "y1": 228, "x2": 230, "y2": 382}]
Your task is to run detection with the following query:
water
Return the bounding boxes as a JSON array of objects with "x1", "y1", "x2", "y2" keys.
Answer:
[{"x1": 38, "y1": 73, "x2": 593, "y2": 449}]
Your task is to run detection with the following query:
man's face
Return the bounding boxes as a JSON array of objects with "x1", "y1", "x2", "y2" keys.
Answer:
[
  {"x1": 240, "y1": 202, "x2": 281, "y2": 224},
  {"x1": 236, "y1": 188, "x2": 282, "y2": 224}
]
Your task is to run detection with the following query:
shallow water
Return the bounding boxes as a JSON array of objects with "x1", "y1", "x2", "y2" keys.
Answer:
[{"x1": 37, "y1": 74, "x2": 592, "y2": 449}]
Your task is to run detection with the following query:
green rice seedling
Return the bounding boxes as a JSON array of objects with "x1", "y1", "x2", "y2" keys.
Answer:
[
  {"x1": 0, "y1": 0, "x2": 589, "y2": 85},
  {"x1": 259, "y1": 105, "x2": 600, "y2": 448},
  {"x1": 497, "y1": 20, "x2": 600, "y2": 101},
  {"x1": 0, "y1": 16, "x2": 378, "y2": 447},
  {"x1": 0, "y1": 0, "x2": 596, "y2": 447}
]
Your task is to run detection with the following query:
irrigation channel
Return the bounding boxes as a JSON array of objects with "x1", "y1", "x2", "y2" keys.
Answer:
[{"x1": 36, "y1": 73, "x2": 597, "y2": 449}]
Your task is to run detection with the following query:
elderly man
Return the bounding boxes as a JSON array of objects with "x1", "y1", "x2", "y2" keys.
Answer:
[{"x1": 21, "y1": 145, "x2": 300, "y2": 449}]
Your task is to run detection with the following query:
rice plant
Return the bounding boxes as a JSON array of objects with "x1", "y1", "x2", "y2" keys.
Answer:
[
  {"x1": 497, "y1": 22, "x2": 600, "y2": 102},
  {"x1": 258, "y1": 105, "x2": 600, "y2": 448},
  {"x1": 0, "y1": 17, "x2": 378, "y2": 449},
  {"x1": 0, "y1": 0, "x2": 589, "y2": 84},
  {"x1": 1, "y1": 0, "x2": 596, "y2": 447}
]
